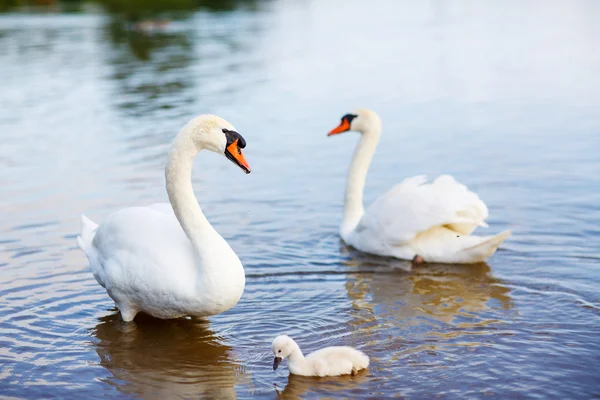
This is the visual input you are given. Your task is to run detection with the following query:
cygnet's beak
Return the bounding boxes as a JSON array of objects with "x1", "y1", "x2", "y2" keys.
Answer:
[
  {"x1": 225, "y1": 139, "x2": 251, "y2": 174},
  {"x1": 273, "y1": 356, "x2": 282, "y2": 371},
  {"x1": 327, "y1": 118, "x2": 351, "y2": 136}
]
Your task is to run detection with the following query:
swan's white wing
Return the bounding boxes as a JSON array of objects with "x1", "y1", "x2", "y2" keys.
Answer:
[
  {"x1": 89, "y1": 206, "x2": 200, "y2": 315},
  {"x1": 356, "y1": 175, "x2": 489, "y2": 247},
  {"x1": 88, "y1": 202, "x2": 244, "y2": 319},
  {"x1": 92, "y1": 206, "x2": 194, "y2": 281}
]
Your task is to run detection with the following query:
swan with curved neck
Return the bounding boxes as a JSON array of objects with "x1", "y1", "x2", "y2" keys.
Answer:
[
  {"x1": 77, "y1": 115, "x2": 251, "y2": 321},
  {"x1": 328, "y1": 108, "x2": 510, "y2": 264}
]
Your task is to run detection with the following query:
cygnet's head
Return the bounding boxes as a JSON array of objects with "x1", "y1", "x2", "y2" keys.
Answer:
[
  {"x1": 271, "y1": 335, "x2": 296, "y2": 371},
  {"x1": 185, "y1": 114, "x2": 251, "y2": 174},
  {"x1": 327, "y1": 108, "x2": 381, "y2": 136}
]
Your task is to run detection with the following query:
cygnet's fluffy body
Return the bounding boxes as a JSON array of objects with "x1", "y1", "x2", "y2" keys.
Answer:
[{"x1": 271, "y1": 335, "x2": 369, "y2": 377}]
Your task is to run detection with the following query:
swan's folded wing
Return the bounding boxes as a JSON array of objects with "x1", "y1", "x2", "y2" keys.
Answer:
[{"x1": 356, "y1": 175, "x2": 489, "y2": 246}]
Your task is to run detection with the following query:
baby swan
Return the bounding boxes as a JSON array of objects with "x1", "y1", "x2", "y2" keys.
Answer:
[{"x1": 271, "y1": 335, "x2": 369, "y2": 377}]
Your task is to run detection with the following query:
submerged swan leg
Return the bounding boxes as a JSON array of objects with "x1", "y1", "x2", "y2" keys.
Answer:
[
  {"x1": 119, "y1": 307, "x2": 138, "y2": 322},
  {"x1": 412, "y1": 255, "x2": 424, "y2": 266},
  {"x1": 189, "y1": 315, "x2": 210, "y2": 322},
  {"x1": 109, "y1": 291, "x2": 138, "y2": 322}
]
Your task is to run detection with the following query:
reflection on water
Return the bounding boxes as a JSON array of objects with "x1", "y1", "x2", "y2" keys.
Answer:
[
  {"x1": 342, "y1": 247, "x2": 512, "y2": 363},
  {"x1": 344, "y1": 248, "x2": 511, "y2": 325},
  {"x1": 92, "y1": 313, "x2": 243, "y2": 399},
  {"x1": 275, "y1": 372, "x2": 369, "y2": 400},
  {"x1": 101, "y1": 6, "x2": 266, "y2": 121},
  {"x1": 102, "y1": 19, "x2": 195, "y2": 114},
  {"x1": 95, "y1": 0, "x2": 263, "y2": 19}
]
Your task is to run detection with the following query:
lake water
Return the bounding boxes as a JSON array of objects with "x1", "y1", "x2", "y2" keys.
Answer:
[{"x1": 1, "y1": 1, "x2": 600, "y2": 398}]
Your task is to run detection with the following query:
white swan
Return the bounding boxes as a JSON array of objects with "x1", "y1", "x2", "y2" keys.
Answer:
[
  {"x1": 327, "y1": 109, "x2": 510, "y2": 264},
  {"x1": 272, "y1": 335, "x2": 369, "y2": 377},
  {"x1": 77, "y1": 115, "x2": 251, "y2": 322}
]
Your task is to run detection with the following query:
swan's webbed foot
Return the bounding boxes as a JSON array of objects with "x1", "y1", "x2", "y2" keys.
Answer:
[{"x1": 412, "y1": 255, "x2": 424, "y2": 266}]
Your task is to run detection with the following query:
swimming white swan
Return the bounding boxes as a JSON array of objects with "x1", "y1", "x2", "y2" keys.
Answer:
[
  {"x1": 327, "y1": 109, "x2": 510, "y2": 264},
  {"x1": 77, "y1": 115, "x2": 251, "y2": 322},
  {"x1": 272, "y1": 335, "x2": 369, "y2": 377}
]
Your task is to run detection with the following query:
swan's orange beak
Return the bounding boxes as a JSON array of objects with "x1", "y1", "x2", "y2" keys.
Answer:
[
  {"x1": 328, "y1": 119, "x2": 351, "y2": 136},
  {"x1": 225, "y1": 139, "x2": 251, "y2": 174}
]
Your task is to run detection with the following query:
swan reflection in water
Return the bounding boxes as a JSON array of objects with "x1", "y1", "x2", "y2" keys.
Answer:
[
  {"x1": 91, "y1": 313, "x2": 246, "y2": 399},
  {"x1": 342, "y1": 247, "x2": 511, "y2": 319},
  {"x1": 275, "y1": 371, "x2": 369, "y2": 400},
  {"x1": 339, "y1": 245, "x2": 513, "y2": 356}
]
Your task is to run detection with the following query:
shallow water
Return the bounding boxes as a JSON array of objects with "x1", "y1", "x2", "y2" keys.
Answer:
[{"x1": 1, "y1": 1, "x2": 600, "y2": 398}]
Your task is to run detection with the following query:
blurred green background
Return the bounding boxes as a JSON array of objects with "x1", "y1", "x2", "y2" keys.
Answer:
[{"x1": 0, "y1": 0, "x2": 259, "y2": 16}]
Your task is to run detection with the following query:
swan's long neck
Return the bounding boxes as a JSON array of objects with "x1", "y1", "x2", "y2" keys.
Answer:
[
  {"x1": 165, "y1": 132, "x2": 216, "y2": 253},
  {"x1": 341, "y1": 126, "x2": 381, "y2": 238},
  {"x1": 287, "y1": 343, "x2": 309, "y2": 375}
]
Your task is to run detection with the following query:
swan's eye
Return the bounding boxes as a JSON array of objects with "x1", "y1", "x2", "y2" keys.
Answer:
[
  {"x1": 278, "y1": 350, "x2": 281, "y2": 353},
  {"x1": 222, "y1": 128, "x2": 227, "y2": 133}
]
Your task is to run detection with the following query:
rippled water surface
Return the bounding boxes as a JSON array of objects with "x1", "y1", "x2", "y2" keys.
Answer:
[{"x1": 1, "y1": 1, "x2": 600, "y2": 398}]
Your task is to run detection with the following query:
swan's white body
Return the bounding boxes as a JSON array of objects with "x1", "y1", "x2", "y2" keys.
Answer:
[
  {"x1": 272, "y1": 335, "x2": 369, "y2": 377},
  {"x1": 329, "y1": 109, "x2": 510, "y2": 264},
  {"x1": 77, "y1": 115, "x2": 250, "y2": 321}
]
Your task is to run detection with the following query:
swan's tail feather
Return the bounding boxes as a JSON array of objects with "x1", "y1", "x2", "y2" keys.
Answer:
[
  {"x1": 77, "y1": 214, "x2": 99, "y2": 254},
  {"x1": 457, "y1": 230, "x2": 511, "y2": 263}
]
